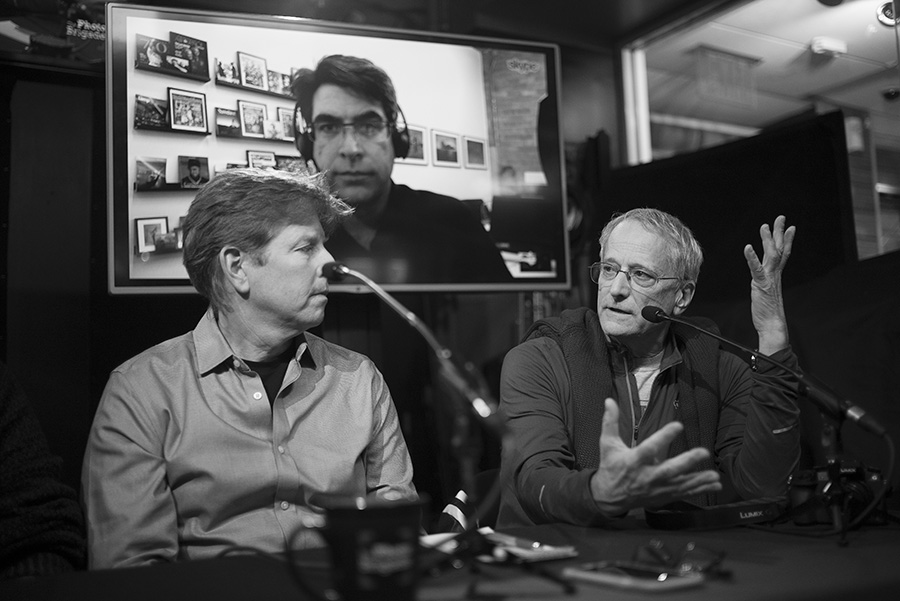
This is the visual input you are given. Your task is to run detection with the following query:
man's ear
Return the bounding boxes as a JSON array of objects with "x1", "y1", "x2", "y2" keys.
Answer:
[
  {"x1": 673, "y1": 281, "x2": 696, "y2": 316},
  {"x1": 219, "y1": 247, "x2": 251, "y2": 295}
]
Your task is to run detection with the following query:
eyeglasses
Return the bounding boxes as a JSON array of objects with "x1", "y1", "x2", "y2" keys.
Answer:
[
  {"x1": 633, "y1": 539, "x2": 730, "y2": 580},
  {"x1": 589, "y1": 261, "x2": 680, "y2": 289},
  {"x1": 307, "y1": 119, "x2": 390, "y2": 142}
]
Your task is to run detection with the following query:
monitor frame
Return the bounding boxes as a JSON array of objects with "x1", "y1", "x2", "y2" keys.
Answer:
[{"x1": 106, "y1": 3, "x2": 570, "y2": 294}]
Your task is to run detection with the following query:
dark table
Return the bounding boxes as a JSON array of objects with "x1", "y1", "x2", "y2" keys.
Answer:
[{"x1": 3, "y1": 517, "x2": 899, "y2": 600}]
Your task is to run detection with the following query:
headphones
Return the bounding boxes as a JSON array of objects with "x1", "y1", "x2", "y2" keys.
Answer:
[{"x1": 293, "y1": 100, "x2": 411, "y2": 163}]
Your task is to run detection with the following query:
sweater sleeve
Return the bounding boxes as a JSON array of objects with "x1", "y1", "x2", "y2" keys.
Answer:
[
  {"x1": 497, "y1": 339, "x2": 615, "y2": 527},
  {"x1": 0, "y1": 362, "x2": 86, "y2": 580},
  {"x1": 714, "y1": 347, "x2": 802, "y2": 499}
]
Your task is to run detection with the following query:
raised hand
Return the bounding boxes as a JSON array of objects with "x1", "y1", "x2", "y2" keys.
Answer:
[
  {"x1": 589, "y1": 398, "x2": 722, "y2": 516},
  {"x1": 743, "y1": 215, "x2": 796, "y2": 355}
]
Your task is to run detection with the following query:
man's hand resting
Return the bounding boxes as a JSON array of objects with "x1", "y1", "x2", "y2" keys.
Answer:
[{"x1": 589, "y1": 398, "x2": 722, "y2": 516}]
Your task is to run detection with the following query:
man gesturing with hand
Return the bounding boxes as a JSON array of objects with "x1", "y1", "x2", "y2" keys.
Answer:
[{"x1": 497, "y1": 209, "x2": 799, "y2": 527}]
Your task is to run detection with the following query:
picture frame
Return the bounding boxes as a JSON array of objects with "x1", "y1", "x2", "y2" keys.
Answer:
[
  {"x1": 215, "y1": 107, "x2": 241, "y2": 138},
  {"x1": 135, "y1": 217, "x2": 168, "y2": 253},
  {"x1": 267, "y1": 70, "x2": 289, "y2": 95},
  {"x1": 246, "y1": 150, "x2": 276, "y2": 169},
  {"x1": 238, "y1": 100, "x2": 267, "y2": 138},
  {"x1": 215, "y1": 58, "x2": 240, "y2": 85},
  {"x1": 274, "y1": 155, "x2": 307, "y2": 173},
  {"x1": 177, "y1": 155, "x2": 210, "y2": 189},
  {"x1": 263, "y1": 119, "x2": 284, "y2": 140},
  {"x1": 167, "y1": 87, "x2": 207, "y2": 133},
  {"x1": 432, "y1": 130, "x2": 460, "y2": 167},
  {"x1": 238, "y1": 51, "x2": 268, "y2": 91},
  {"x1": 170, "y1": 32, "x2": 209, "y2": 79},
  {"x1": 134, "y1": 34, "x2": 169, "y2": 72},
  {"x1": 133, "y1": 95, "x2": 168, "y2": 131},
  {"x1": 464, "y1": 136, "x2": 487, "y2": 169},
  {"x1": 396, "y1": 124, "x2": 427, "y2": 165},
  {"x1": 276, "y1": 106, "x2": 296, "y2": 141},
  {"x1": 134, "y1": 156, "x2": 167, "y2": 191}
]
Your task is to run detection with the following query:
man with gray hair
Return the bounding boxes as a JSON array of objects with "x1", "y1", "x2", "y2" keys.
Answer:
[
  {"x1": 83, "y1": 169, "x2": 417, "y2": 568},
  {"x1": 497, "y1": 208, "x2": 800, "y2": 527}
]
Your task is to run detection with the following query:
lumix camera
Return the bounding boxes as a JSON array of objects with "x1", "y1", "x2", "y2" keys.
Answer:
[{"x1": 788, "y1": 460, "x2": 889, "y2": 526}]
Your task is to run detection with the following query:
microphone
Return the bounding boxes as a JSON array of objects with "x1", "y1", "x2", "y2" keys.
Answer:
[
  {"x1": 641, "y1": 306, "x2": 885, "y2": 438},
  {"x1": 319, "y1": 262, "x2": 506, "y2": 437},
  {"x1": 322, "y1": 261, "x2": 350, "y2": 282}
]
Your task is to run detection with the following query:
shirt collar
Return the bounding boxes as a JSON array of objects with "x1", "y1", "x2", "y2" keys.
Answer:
[
  {"x1": 193, "y1": 307, "x2": 316, "y2": 375},
  {"x1": 606, "y1": 332, "x2": 683, "y2": 372}
]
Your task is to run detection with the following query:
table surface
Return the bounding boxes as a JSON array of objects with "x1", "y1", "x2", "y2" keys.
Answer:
[{"x1": 3, "y1": 516, "x2": 899, "y2": 600}]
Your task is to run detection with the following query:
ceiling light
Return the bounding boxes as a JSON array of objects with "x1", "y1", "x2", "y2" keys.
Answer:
[{"x1": 818, "y1": 0, "x2": 843, "y2": 6}]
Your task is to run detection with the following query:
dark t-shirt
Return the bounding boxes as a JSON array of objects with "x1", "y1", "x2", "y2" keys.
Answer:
[{"x1": 326, "y1": 182, "x2": 512, "y2": 284}]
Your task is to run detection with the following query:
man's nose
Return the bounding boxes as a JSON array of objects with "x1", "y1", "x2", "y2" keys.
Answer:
[
  {"x1": 608, "y1": 270, "x2": 632, "y2": 296},
  {"x1": 337, "y1": 127, "x2": 363, "y2": 155}
]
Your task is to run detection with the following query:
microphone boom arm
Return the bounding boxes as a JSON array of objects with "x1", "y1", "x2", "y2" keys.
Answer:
[{"x1": 326, "y1": 263, "x2": 504, "y2": 435}]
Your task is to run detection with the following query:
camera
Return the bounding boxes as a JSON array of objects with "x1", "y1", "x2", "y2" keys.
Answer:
[
  {"x1": 882, "y1": 88, "x2": 900, "y2": 101},
  {"x1": 788, "y1": 460, "x2": 888, "y2": 525}
]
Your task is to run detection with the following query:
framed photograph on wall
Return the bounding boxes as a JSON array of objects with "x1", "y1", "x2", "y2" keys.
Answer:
[
  {"x1": 135, "y1": 217, "x2": 168, "y2": 253},
  {"x1": 134, "y1": 95, "x2": 168, "y2": 131},
  {"x1": 215, "y1": 107, "x2": 241, "y2": 138},
  {"x1": 215, "y1": 58, "x2": 239, "y2": 85},
  {"x1": 275, "y1": 155, "x2": 307, "y2": 172},
  {"x1": 432, "y1": 130, "x2": 460, "y2": 167},
  {"x1": 396, "y1": 124, "x2": 427, "y2": 165},
  {"x1": 177, "y1": 155, "x2": 210, "y2": 189},
  {"x1": 238, "y1": 51, "x2": 268, "y2": 91},
  {"x1": 167, "y1": 88, "x2": 207, "y2": 133},
  {"x1": 247, "y1": 150, "x2": 276, "y2": 169},
  {"x1": 171, "y1": 32, "x2": 209, "y2": 79},
  {"x1": 276, "y1": 107, "x2": 295, "y2": 141},
  {"x1": 134, "y1": 156, "x2": 166, "y2": 191},
  {"x1": 238, "y1": 100, "x2": 267, "y2": 138},
  {"x1": 464, "y1": 136, "x2": 487, "y2": 169}
]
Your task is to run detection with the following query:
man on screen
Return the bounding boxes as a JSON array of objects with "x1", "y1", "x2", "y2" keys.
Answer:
[
  {"x1": 291, "y1": 54, "x2": 512, "y2": 285},
  {"x1": 497, "y1": 209, "x2": 802, "y2": 527},
  {"x1": 82, "y1": 169, "x2": 417, "y2": 568}
]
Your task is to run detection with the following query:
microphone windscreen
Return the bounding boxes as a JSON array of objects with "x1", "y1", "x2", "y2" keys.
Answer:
[
  {"x1": 641, "y1": 306, "x2": 668, "y2": 323},
  {"x1": 322, "y1": 262, "x2": 347, "y2": 282}
]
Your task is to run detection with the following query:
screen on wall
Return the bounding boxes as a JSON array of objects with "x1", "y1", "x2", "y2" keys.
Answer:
[{"x1": 106, "y1": 3, "x2": 569, "y2": 294}]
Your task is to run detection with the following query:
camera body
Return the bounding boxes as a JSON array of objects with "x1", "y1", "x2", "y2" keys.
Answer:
[{"x1": 788, "y1": 460, "x2": 887, "y2": 525}]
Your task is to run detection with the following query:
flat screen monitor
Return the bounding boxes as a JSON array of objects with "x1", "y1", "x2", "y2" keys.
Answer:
[{"x1": 106, "y1": 3, "x2": 570, "y2": 294}]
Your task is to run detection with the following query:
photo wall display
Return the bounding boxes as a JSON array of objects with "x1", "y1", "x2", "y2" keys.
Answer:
[
  {"x1": 130, "y1": 35, "x2": 299, "y2": 198},
  {"x1": 393, "y1": 126, "x2": 488, "y2": 171},
  {"x1": 214, "y1": 51, "x2": 294, "y2": 99},
  {"x1": 110, "y1": 4, "x2": 568, "y2": 293}
]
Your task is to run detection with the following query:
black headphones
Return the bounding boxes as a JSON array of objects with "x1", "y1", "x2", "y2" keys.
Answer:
[{"x1": 293, "y1": 101, "x2": 411, "y2": 163}]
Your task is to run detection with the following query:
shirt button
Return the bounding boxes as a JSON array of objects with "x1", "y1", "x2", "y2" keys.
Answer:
[
  {"x1": 277, "y1": 445, "x2": 285, "y2": 454},
  {"x1": 281, "y1": 501, "x2": 290, "y2": 510},
  {"x1": 253, "y1": 392, "x2": 263, "y2": 400}
]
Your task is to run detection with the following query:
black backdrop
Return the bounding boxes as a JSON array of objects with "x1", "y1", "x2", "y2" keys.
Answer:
[{"x1": 602, "y1": 110, "x2": 856, "y2": 327}]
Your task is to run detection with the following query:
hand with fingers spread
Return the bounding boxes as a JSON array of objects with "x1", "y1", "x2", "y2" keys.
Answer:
[
  {"x1": 743, "y1": 215, "x2": 796, "y2": 355},
  {"x1": 590, "y1": 399, "x2": 722, "y2": 516}
]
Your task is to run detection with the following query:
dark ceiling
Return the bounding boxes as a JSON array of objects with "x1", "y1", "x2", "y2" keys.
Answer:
[
  {"x1": 130, "y1": 0, "x2": 732, "y2": 49},
  {"x1": 473, "y1": 0, "x2": 734, "y2": 48}
]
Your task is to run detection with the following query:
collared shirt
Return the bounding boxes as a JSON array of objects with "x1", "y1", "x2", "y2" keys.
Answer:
[{"x1": 82, "y1": 309, "x2": 416, "y2": 569}]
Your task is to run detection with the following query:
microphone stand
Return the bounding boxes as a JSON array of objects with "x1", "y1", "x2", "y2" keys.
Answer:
[
  {"x1": 645, "y1": 308, "x2": 893, "y2": 543},
  {"x1": 325, "y1": 264, "x2": 573, "y2": 592}
]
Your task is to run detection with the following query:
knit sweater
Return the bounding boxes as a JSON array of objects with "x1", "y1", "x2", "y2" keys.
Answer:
[{"x1": 0, "y1": 362, "x2": 86, "y2": 580}]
